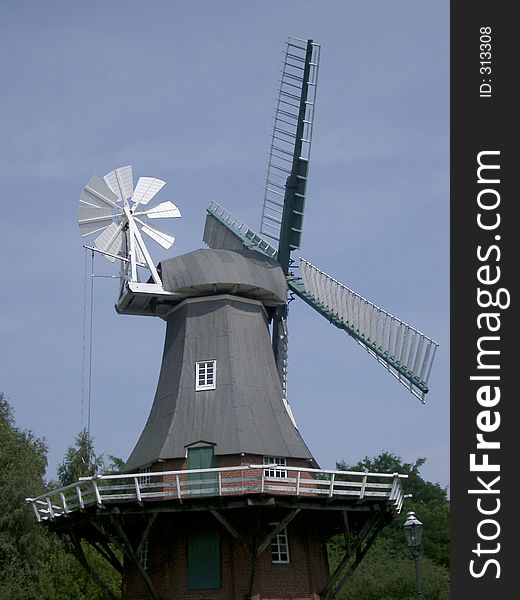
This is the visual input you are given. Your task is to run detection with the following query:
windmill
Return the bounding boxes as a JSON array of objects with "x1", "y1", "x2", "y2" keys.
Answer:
[{"x1": 28, "y1": 37, "x2": 437, "y2": 600}]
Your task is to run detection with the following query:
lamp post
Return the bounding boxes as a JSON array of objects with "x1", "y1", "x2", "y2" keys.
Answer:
[{"x1": 403, "y1": 510, "x2": 423, "y2": 600}]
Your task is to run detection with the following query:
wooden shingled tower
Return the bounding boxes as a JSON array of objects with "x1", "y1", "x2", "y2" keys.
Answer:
[{"x1": 27, "y1": 37, "x2": 438, "y2": 600}]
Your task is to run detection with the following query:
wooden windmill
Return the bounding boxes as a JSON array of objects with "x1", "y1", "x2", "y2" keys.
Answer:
[{"x1": 28, "y1": 37, "x2": 437, "y2": 600}]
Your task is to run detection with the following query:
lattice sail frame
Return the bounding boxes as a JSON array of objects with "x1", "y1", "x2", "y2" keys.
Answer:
[
  {"x1": 275, "y1": 314, "x2": 297, "y2": 426},
  {"x1": 200, "y1": 33, "x2": 438, "y2": 404},
  {"x1": 296, "y1": 259, "x2": 438, "y2": 402},
  {"x1": 260, "y1": 37, "x2": 320, "y2": 249},
  {"x1": 203, "y1": 203, "x2": 438, "y2": 403}
]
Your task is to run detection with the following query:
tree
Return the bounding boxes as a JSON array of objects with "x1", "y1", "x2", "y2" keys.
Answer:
[
  {"x1": 0, "y1": 393, "x2": 121, "y2": 599},
  {"x1": 329, "y1": 536, "x2": 450, "y2": 600},
  {"x1": 329, "y1": 452, "x2": 450, "y2": 599},
  {"x1": 56, "y1": 428, "x2": 105, "y2": 486},
  {"x1": 104, "y1": 454, "x2": 125, "y2": 475},
  {"x1": 337, "y1": 452, "x2": 450, "y2": 568},
  {"x1": 0, "y1": 393, "x2": 83, "y2": 598},
  {"x1": 0, "y1": 391, "x2": 49, "y2": 598},
  {"x1": 53, "y1": 429, "x2": 122, "y2": 597}
]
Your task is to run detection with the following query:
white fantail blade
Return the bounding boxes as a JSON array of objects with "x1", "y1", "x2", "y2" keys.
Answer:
[
  {"x1": 138, "y1": 220, "x2": 175, "y2": 249},
  {"x1": 78, "y1": 168, "x2": 181, "y2": 275},
  {"x1": 78, "y1": 204, "x2": 114, "y2": 237},
  {"x1": 94, "y1": 221, "x2": 124, "y2": 262},
  {"x1": 80, "y1": 175, "x2": 119, "y2": 209},
  {"x1": 104, "y1": 166, "x2": 133, "y2": 202},
  {"x1": 134, "y1": 241, "x2": 146, "y2": 266},
  {"x1": 138, "y1": 201, "x2": 181, "y2": 220},
  {"x1": 131, "y1": 177, "x2": 166, "y2": 208}
]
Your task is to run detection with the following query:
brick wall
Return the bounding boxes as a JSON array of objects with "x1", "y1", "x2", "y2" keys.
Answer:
[
  {"x1": 121, "y1": 507, "x2": 331, "y2": 600},
  {"x1": 150, "y1": 453, "x2": 313, "y2": 470},
  {"x1": 143, "y1": 454, "x2": 319, "y2": 500}
]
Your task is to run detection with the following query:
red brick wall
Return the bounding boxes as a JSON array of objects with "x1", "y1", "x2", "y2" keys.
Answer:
[
  {"x1": 143, "y1": 454, "x2": 320, "y2": 500},
  {"x1": 149, "y1": 453, "x2": 313, "y2": 471},
  {"x1": 121, "y1": 508, "x2": 331, "y2": 600}
]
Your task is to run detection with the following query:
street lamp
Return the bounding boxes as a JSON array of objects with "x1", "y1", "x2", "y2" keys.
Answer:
[{"x1": 403, "y1": 511, "x2": 423, "y2": 600}]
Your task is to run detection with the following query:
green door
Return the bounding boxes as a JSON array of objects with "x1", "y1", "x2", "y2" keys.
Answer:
[
  {"x1": 187, "y1": 529, "x2": 220, "y2": 589},
  {"x1": 187, "y1": 446, "x2": 217, "y2": 496}
]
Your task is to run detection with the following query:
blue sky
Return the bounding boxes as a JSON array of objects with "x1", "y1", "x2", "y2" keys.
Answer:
[{"x1": 0, "y1": 1, "x2": 449, "y2": 488}]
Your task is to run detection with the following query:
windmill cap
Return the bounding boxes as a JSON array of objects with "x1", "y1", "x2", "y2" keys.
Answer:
[{"x1": 159, "y1": 249, "x2": 287, "y2": 306}]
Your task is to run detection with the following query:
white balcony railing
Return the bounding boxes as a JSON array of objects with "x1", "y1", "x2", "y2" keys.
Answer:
[{"x1": 26, "y1": 465, "x2": 407, "y2": 523}]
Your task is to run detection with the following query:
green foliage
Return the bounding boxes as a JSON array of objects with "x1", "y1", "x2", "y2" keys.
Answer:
[
  {"x1": 329, "y1": 452, "x2": 450, "y2": 599},
  {"x1": 337, "y1": 452, "x2": 450, "y2": 568},
  {"x1": 0, "y1": 391, "x2": 50, "y2": 597},
  {"x1": 0, "y1": 393, "x2": 121, "y2": 599},
  {"x1": 104, "y1": 454, "x2": 125, "y2": 475},
  {"x1": 55, "y1": 430, "x2": 124, "y2": 485},
  {"x1": 56, "y1": 428, "x2": 105, "y2": 486},
  {"x1": 329, "y1": 536, "x2": 450, "y2": 600},
  {"x1": 34, "y1": 540, "x2": 121, "y2": 600}
]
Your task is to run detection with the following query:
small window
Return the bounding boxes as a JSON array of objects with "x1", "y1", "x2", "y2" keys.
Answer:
[
  {"x1": 196, "y1": 360, "x2": 216, "y2": 391},
  {"x1": 139, "y1": 466, "x2": 152, "y2": 486},
  {"x1": 138, "y1": 538, "x2": 149, "y2": 570},
  {"x1": 271, "y1": 527, "x2": 290, "y2": 564},
  {"x1": 263, "y1": 456, "x2": 287, "y2": 478}
]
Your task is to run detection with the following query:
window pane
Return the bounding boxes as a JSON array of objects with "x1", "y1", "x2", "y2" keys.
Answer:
[
  {"x1": 195, "y1": 360, "x2": 216, "y2": 390},
  {"x1": 271, "y1": 528, "x2": 290, "y2": 563},
  {"x1": 264, "y1": 456, "x2": 287, "y2": 478}
]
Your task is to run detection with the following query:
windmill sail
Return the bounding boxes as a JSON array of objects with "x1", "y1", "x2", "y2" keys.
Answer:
[
  {"x1": 259, "y1": 37, "x2": 320, "y2": 397},
  {"x1": 261, "y1": 37, "x2": 320, "y2": 273},
  {"x1": 290, "y1": 259, "x2": 438, "y2": 402},
  {"x1": 202, "y1": 203, "x2": 438, "y2": 403},
  {"x1": 275, "y1": 314, "x2": 295, "y2": 424}
]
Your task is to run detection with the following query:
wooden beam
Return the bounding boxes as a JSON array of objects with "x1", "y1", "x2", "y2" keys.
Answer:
[
  {"x1": 90, "y1": 540, "x2": 123, "y2": 574},
  {"x1": 136, "y1": 513, "x2": 158, "y2": 556},
  {"x1": 247, "y1": 508, "x2": 262, "y2": 598},
  {"x1": 67, "y1": 531, "x2": 119, "y2": 600},
  {"x1": 342, "y1": 510, "x2": 352, "y2": 558},
  {"x1": 333, "y1": 517, "x2": 384, "y2": 597},
  {"x1": 319, "y1": 513, "x2": 383, "y2": 599},
  {"x1": 210, "y1": 509, "x2": 253, "y2": 555},
  {"x1": 256, "y1": 508, "x2": 301, "y2": 557},
  {"x1": 110, "y1": 516, "x2": 163, "y2": 600},
  {"x1": 48, "y1": 496, "x2": 384, "y2": 522}
]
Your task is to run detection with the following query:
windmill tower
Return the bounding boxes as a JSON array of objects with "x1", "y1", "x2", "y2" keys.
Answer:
[{"x1": 28, "y1": 38, "x2": 437, "y2": 600}]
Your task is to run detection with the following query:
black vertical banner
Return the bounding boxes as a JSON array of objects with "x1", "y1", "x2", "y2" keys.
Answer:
[{"x1": 451, "y1": 2, "x2": 515, "y2": 598}]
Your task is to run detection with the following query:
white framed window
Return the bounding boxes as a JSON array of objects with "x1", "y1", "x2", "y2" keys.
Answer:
[
  {"x1": 139, "y1": 466, "x2": 152, "y2": 486},
  {"x1": 138, "y1": 538, "x2": 149, "y2": 570},
  {"x1": 271, "y1": 527, "x2": 290, "y2": 564},
  {"x1": 195, "y1": 360, "x2": 216, "y2": 391},
  {"x1": 263, "y1": 456, "x2": 287, "y2": 478}
]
